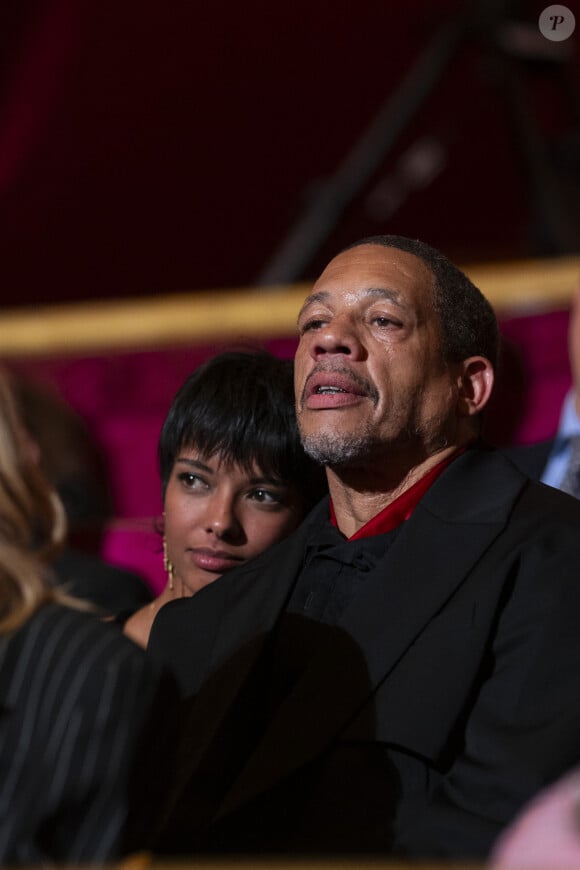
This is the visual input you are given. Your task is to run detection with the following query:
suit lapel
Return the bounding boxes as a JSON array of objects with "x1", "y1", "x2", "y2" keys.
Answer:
[{"x1": 215, "y1": 449, "x2": 527, "y2": 818}]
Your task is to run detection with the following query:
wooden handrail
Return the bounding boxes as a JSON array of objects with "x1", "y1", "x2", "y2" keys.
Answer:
[{"x1": 1, "y1": 256, "x2": 579, "y2": 358}]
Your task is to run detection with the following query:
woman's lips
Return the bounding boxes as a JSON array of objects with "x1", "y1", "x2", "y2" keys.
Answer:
[{"x1": 188, "y1": 548, "x2": 244, "y2": 573}]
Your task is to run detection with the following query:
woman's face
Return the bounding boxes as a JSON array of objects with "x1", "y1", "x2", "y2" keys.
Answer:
[{"x1": 163, "y1": 447, "x2": 304, "y2": 596}]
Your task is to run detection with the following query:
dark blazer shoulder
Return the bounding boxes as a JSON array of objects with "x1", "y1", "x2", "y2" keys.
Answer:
[
  {"x1": 51, "y1": 548, "x2": 153, "y2": 614},
  {"x1": 501, "y1": 439, "x2": 553, "y2": 480},
  {"x1": 1, "y1": 602, "x2": 149, "y2": 679},
  {"x1": 421, "y1": 445, "x2": 529, "y2": 522}
]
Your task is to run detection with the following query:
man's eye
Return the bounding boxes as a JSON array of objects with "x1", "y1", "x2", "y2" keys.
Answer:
[
  {"x1": 372, "y1": 315, "x2": 401, "y2": 328},
  {"x1": 301, "y1": 318, "x2": 325, "y2": 333}
]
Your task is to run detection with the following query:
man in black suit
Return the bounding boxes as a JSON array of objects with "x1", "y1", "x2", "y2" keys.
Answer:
[{"x1": 148, "y1": 235, "x2": 580, "y2": 861}]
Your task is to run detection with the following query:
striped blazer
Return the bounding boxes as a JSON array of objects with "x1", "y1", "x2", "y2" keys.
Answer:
[{"x1": 0, "y1": 602, "x2": 174, "y2": 865}]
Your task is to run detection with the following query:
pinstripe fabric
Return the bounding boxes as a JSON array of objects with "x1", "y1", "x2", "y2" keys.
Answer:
[{"x1": 0, "y1": 603, "x2": 170, "y2": 865}]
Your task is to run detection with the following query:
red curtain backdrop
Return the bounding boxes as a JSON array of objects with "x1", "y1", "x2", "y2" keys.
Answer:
[{"x1": 0, "y1": 0, "x2": 578, "y2": 308}]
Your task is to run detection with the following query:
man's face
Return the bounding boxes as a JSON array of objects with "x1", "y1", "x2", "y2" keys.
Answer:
[{"x1": 294, "y1": 243, "x2": 464, "y2": 468}]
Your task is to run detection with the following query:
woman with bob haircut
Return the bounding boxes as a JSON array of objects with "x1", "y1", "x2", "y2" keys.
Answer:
[
  {"x1": 0, "y1": 367, "x2": 176, "y2": 865},
  {"x1": 123, "y1": 349, "x2": 327, "y2": 649}
]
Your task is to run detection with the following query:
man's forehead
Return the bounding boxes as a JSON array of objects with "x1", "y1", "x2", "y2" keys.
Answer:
[
  {"x1": 317, "y1": 244, "x2": 432, "y2": 287},
  {"x1": 300, "y1": 245, "x2": 434, "y2": 314},
  {"x1": 340, "y1": 241, "x2": 420, "y2": 261}
]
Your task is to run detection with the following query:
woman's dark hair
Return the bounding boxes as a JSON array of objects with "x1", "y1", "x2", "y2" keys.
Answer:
[{"x1": 158, "y1": 350, "x2": 327, "y2": 511}]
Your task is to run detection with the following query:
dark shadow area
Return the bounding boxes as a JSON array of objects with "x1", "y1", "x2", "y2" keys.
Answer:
[{"x1": 483, "y1": 334, "x2": 530, "y2": 447}]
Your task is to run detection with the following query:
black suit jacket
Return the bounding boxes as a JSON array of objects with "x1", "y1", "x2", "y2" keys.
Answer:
[
  {"x1": 148, "y1": 447, "x2": 580, "y2": 860},
  {"x1": 52, "y1": 547, "x2": 153, "y2": 614},
  {"x1": 502, "y1": 438, "x2": 553, "y2": 481},
  {"x1": 0, "y1": 603, "x2": 176, "y2": 865}
]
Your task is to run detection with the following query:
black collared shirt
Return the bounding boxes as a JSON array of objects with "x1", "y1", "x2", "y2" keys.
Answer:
[{"x1": 287, "y1": 512, "x2": 402, "y2": 626}]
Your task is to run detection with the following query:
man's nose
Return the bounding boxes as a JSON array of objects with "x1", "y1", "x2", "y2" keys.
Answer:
[{"x1": 310, "y1": 316, "x2": 365, "y2": 359}]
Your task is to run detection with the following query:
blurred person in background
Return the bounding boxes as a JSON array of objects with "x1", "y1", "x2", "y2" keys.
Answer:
[
  {"x1": 0, "y1": 367, "x2": 176, "y2": 865},
  {"x1": 491, "y1": 766, "x2": 580, "y2": 870},
  {"x1": 505, "y1": 285, "x2": 580, "y2": 495},
  {"x1": 13, "y1": 373, "x2": 153, "y2": 614}
]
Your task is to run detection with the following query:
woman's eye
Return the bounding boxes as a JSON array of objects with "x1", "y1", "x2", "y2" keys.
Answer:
[
  {"x1": 178, "y1": 472, "x2": 206, "y2": 490},
  {"x1": 249, "y1": 488, "x2": 282, "y2": 505}
]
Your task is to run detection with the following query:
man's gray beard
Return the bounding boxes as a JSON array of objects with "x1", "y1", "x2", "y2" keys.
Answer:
[{"x1": 301, "y1": 431, "x2": 380, "y2": 467}]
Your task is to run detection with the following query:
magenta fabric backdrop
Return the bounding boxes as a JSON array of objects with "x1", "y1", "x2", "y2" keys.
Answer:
[{"x1": 7, "y1": 315, "x2": 571, "y2": 592}]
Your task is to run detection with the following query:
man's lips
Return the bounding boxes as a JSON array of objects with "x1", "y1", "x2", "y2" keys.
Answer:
[
  {"x1": 303, "y1": 369, "x2": 374, "y2": 410},
  {"x1": 187, "y1": 548, "x2": 245, "y2": 573}
]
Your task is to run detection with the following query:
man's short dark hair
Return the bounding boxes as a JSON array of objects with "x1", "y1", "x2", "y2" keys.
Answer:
[
  {"x1": 158, "y1": 349, "x2": 327, "y2": 509},
  {"x1": 343, "y1": 235, "x2": 499, "y2": 369}
]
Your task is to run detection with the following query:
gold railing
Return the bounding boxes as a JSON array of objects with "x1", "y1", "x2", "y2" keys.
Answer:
[{"x1": 1, "y1": 256, "x2": 579, "y2": 358}]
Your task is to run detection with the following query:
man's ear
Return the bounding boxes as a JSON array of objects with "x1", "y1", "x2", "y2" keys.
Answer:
[{"x1": 456, "y1": 356, "x2": 495, "y2": 417}]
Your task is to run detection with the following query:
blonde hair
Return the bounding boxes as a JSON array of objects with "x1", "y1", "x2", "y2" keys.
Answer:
[{"x1": 0, "y1": 368, "x2": 72, "y2": 635}]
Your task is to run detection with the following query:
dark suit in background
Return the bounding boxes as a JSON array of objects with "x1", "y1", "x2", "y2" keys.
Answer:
[{"x1": 52, "y1": 547, "x2": 153, "y2": 614}]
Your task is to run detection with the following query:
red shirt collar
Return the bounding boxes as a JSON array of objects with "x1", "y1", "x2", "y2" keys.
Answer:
[{"x1": 329, "y1": 449, "x2": 464, "y2": 541}]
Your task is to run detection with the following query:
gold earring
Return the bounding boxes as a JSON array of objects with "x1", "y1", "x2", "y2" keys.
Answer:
[{"x1": 163, "y1": 536, "x2": 174, "y2": 592}]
